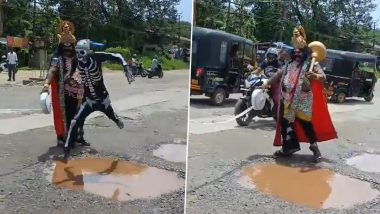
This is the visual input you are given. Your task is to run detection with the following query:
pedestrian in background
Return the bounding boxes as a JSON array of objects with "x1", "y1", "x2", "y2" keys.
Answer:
[{"x1": 7, "y1": 48, "x2": 18, "y2": 81}]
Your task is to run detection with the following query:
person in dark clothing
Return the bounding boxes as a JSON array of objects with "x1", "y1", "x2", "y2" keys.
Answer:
[
  {"x1": 252, "y1": 47, "x2": 282, "y2": 77},
  {"x1": 63, "y1": 39, "x2": 134, "y2": 157},
  {"x1": 41, "y1": 21, "x2": 87, "y2": 147}
]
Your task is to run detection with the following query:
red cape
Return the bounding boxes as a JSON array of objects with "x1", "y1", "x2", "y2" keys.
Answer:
[
  {"x1": 273, "y1": 80, "x2": 337, "y2": 146},
  {"x1": 51, "y1": 75, "x2": 65, "y2": 137}
]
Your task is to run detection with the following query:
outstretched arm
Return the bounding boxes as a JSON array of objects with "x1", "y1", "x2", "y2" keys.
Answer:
[
  {"x1": 94, "y1": 52, "x2": 134, "y2": 84},
  {"x1": 94, "y1": 52, "x2": 128, "y2": 66}
]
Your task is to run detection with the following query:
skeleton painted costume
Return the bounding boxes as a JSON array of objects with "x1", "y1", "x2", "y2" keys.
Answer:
[{"x1": 64, "y1": 39, "x2": 134, "y2": 154}]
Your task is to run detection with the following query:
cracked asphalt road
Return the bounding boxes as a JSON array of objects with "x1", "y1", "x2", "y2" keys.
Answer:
[
  {"x1": 0, "y1": 70, "x2": 188, "y2": 214},
  {"x1": 186, "y1": 84, "x2": 380, "y2": 213}
]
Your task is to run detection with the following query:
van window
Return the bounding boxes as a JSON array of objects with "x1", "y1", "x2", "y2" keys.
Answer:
[
  {"x1": 238, "y1": 43, "x2": 244, "y2": 59},
  {"x1": 192, "y1": 41, "x2": 197, "y2": 54},
  {"x1": 220, "y1": 41, "x2": 227, "y2": 64},
  {"x1": 230, "y1": 43, "x2": 240, "y2": 68},
  {"x1": 244, "y1": 44, "x2": 253, "y2": 63}
]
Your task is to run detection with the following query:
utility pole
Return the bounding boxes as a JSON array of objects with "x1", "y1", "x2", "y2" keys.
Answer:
[
  {"x1": 239, "y1": 3, "x2": 243, "y2": 35},
  {"x1": 0, "y1": 0, "x2": 4, "y2": 37},
  {"x1": 279, "y1": 1, "x2": 286, "y2": 41},
  {"x1": 226, "y1": 0, "x2": 231, "y2": 32},
  {"x1": 193, "y1": 0, "x2": 196, "y2": 26},
  {"x1": 86, "y1": 0, "x2": 91, "y2": 38},
  {"x1": 373, "y1": 21, "x2": 376, "y2": 52},
  {"x1": 178, "y1": 14, "x2": 181, "y2": 53},
  {"x1": 32, "y1": 0, "x2": 36, "y2": 39}
]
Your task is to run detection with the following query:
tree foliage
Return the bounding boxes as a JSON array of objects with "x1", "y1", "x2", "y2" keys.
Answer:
[
  {"x1": 195, "y1": 0, "x2": 378, "y2": 51},
  {"x1": 0, "y1": 0, "x2": 190, "y2": 52}
]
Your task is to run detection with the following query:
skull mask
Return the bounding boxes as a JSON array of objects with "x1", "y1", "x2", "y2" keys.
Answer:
[{"x1": 75, "y1": 39, "x2": 91, "y2": 61}]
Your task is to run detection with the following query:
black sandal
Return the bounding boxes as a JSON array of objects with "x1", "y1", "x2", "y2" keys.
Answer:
[
  {"x1": 77, "y1": 139, "x2": 91, "y2": 146},
  {"x1": 274, "y1": 148, "x2": 300, "y2": 157}
]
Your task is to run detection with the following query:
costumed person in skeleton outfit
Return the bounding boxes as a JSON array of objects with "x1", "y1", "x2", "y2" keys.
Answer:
[
  {"x1": 41, "y1": 21, "x2": 88, "y2": 147},
  {"x1": 63, "y1": 39, "x2": 134, "y2": 156},
  {"x1": 263, "y1": 26, "x2": 337, "y2": 162}
]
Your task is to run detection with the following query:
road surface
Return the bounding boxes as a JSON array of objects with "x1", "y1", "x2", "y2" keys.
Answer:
[
  {"x1": 187, "y1": 84, "x2": 380, "y2": 213},
  {"x1": 0, "y1": 70, "x2": 188, "y2": 214}
]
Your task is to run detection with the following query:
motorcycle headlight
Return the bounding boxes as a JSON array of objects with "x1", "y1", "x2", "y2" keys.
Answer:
[{"x1": 245, "y1": 80, "x2": 251, "y2": 88}]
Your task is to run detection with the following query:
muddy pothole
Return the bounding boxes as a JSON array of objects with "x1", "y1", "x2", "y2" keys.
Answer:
[
  {"x1": 346, "y1": 153, "x2": 380, "y2": 173},
  {"x1": 44, "y1": 157, "x2": 184, "y2": 201},
  {"x1": 238, "y1": 163, "x2": 380, "y2": 209},
  {"x1": 153, "y1": 144, "x2": 186, "y2": 163}
]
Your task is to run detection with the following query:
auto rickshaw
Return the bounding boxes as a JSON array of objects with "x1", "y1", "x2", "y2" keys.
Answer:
[
  {"x1": 191, "y1": 27, "x2": 255, "y2": 105},
  {"x1": 320, "y1": 49, "x2": 377, "y2": 103}
]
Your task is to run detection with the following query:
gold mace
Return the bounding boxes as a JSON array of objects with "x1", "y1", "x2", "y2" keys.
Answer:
[{"x1": 308, "y1": 41, "x2": 327, "y2": 72}]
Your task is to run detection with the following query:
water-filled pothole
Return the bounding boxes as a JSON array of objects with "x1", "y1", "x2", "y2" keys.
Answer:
[
  {"x1": 153, "y1": 144, "x2": 186, "y2": 163},
  {"x1": 44, "y1": 158, "x2": 184, "y2": 201},
  {"x1": 239, "y1": 163, "x2": 379, "y2": 209},
  {"x1": 346, "y1": 153, "x2": 380, "y2": 173}
]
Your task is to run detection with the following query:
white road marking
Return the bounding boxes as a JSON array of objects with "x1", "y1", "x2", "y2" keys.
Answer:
[{"x1": 0, "y1": 88, "x2": 183, "y2": 135}]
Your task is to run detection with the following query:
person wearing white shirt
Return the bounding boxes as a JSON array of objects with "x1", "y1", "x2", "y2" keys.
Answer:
[{"x1": 6, "y1": 49, "x2": 18, "y2": 81}]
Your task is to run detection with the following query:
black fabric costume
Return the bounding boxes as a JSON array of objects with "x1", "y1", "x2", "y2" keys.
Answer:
[
  {"x1": 45, "y1": 48, "x2": 85, "y2": 145},
  {"x1": 64, "y1": 52, "x2": 128, "y2": 151}
]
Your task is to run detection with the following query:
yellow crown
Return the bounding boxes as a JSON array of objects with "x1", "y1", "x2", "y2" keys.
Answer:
[
  {"x1": 291, "y1": 26, "x2": 307, "y2": 49},
  {"x1": 57, "y1": 20, "x2": 76, "y2": 44}
]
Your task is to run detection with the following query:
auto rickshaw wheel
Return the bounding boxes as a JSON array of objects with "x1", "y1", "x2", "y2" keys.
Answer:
[
  {"x1": 211, "y1": 88, "x2": 226, "y2": 106},
  {"x1": 336, "y1": 92, "x2": 346, "y2": 103},
  {"x1": 364, "y1": 93, "x2": 374, "y2": 102}
]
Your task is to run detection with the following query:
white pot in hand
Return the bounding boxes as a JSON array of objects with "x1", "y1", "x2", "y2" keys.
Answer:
[{"x1": 40, "y1": 92, "x2": 51, "y2": 114}]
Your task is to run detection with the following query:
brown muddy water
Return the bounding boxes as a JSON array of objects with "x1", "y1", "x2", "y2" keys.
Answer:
[
  {"x1": 239, "y1": 163, "x2": 379, "y2": 209},
  {"x1": 44, "y1": 157, "x2": 184, "y2": 201}
]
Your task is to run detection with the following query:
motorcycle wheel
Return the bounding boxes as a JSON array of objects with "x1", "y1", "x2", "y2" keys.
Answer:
[
  {"x1": 234, "y1": 99, "x2": 254, "y2": 126},
  {"x1": 159, "y1": 70, "x2": 164, "y2": 78},
  {"x1": 148, "y1": 73, "x2": 153, "y2": 78},
  {"x1": 141, "y1": 71, "x2": 147, "y2": 77}
]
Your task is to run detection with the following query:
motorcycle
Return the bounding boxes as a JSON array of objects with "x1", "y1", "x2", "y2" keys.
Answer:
[
  {"x1": 0, "y1": 55, "x2": 7, "y2": 73},
  {"x1": 234, "y1": 69, "x2": 276, "y2": 126},
  {"x1": 134, "y1": 63, "x2": 148, "y2": 77},
  {"x1": 147, "y1": 63, "x2": 163, "y2": 78}
]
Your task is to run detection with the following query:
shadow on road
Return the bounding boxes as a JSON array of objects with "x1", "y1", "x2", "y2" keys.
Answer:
[
  {"x1": 247, "y1": 153, "x2": 336, "y2": 167},
  {"x1": 190, "y1": 98, "x2": 238, "y2": 109},
  {"x1": 273, "y1": 154, "x2": 336, "y2": 166},
  {"x1": 243, "y1": 119, "x2": 276, "y2": 131},
  {"x1": 38, "y1": 145, "x2": 99, "y2": 163}
]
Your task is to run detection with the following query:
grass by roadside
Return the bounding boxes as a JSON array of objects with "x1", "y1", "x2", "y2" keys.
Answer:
[
  {"x1": 103, "y1": 58, "x2": 189, "y2": 71},
  {"x1": 103, "y1": 47, "x2": 189, "y2": 71},
  {"x1": 17, "y1": 67, "x2": 34, "y2": 70}
]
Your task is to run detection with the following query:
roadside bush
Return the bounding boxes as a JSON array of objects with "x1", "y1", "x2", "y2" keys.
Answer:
[
  {"x1": 103, "y1": 48, "x2": 189, "y2": 71},
  {"x1": 104, "y1": 47, "x2": 131, "y2": 61},
  {"x1": 103, "y1": 63, "x2": 123, "y2": 70}
]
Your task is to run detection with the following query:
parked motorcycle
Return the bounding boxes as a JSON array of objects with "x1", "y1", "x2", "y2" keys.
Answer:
[
  {"x1": 134, "y1": 63, "x2": 148, "y2": 77},
  {"x1": 0, "y1": 55, "x2": 7, "y2": 73},
  {"x1": 147, "y1": 63, "x2": 163, "y2": 78},
  {"x1": 234, "y1": 74, "x2": 275, "y2": 126}
]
